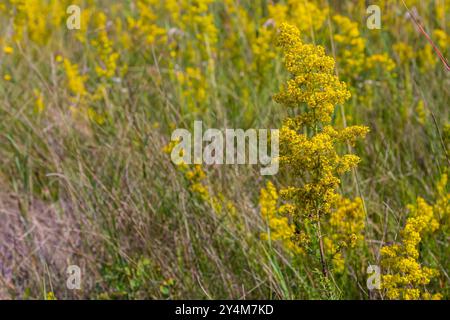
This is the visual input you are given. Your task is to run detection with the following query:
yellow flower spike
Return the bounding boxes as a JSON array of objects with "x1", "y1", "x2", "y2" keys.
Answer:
[
  {"x1": 381, "y1": 197, "x2": 441, "y2": 299},
  {"x1": 366, "y1": 53, "x2": 396, "y2": 73},
  {"x1": 393, "y1": 42, "x2": 415, "y2": 64},
  {"x1": 63, "y1": 58, "x2": 88, "y2": 97},
  {"x1": 270, "y1": 23, "x2": 368, "y2": 276},
  {"x1": 332, "y1": 15, "x2": 366, "y2": 81},
  {"x1": 259, "y1": 181, "x2": 304, "y2": 255},
  {"x1": 33, "y1": 89, "x2": 45, "y2": 114},
  {"x1": 433, "y1": 29, "x2": 448, "y2": 52}
]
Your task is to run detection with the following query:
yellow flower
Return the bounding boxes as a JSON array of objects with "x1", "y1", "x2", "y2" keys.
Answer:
[
  {"x1": 366, "y1": 53, "x2": 396, "y2": 73},
  {"x1": 63, "y1": 58, "x2": 88, "y2": 97},
  {"x1": 434, "y1": 173, "x2": 449, "y2": 229},
  {"x1": 33, "y1": 89, "x2": 45, "y2": 114},
  {"x1": 127, "y1": 0, "x2": 166, "y2": 46},
  {"x1": 91, "y1": 12, "x2": 120, "y2": 79},
  {"x1": 332, "y1": 15, "x2": 366, "y2": 81},
  {"x1": 3, "y1": 46, "x2": 13, "y2": 54},
  {"x1": 3, "y1": 74, "x2": 12, "y2": 81},
  {"x1": 273, "y1": 23, "x2": 368, "y2": 275},
  {"x1": 415, "y1": 100, "x2": 427, "y2": 125},
  {"x1": 433, "y1": 29, "x2": 448, "y2": 52},
  {"x1": 46, "y1": 292, "x2": 57, "y2": 300},
  {"x1": 269, "y1": 0, "x2": 328, "y2": 33},
  {"x1": 381, "y1": 197, "x2": 440, "y2": 299},
  {"x1": 259, "y1": 181, "x2": 304, "y2": 255},
  {"x1": 393, "y1": 42, "x2": 415, "y2": 64},
  {"x1": 417, "y1": 45, "x2": 438, "y2": 73}
]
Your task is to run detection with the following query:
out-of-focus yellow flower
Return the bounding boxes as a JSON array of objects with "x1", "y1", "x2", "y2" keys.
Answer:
[
  {"x1": 433, "y1": 29, "x2": 448, "y2": 52},
  {"x1": 33, "y1": 89, "x2": 45, "y2": 114},
  {"x1": 91, "y1": 12, "x2": 120, "y2": 79},
  {"x1": 393, "y1": 42, "x2": 415, "y2": 64},
  {"x1": 259, "y1": 181, "x2": 304, "y2": 255},
  {"x1": 176, "y1": 67, "x2": 208, "y2": 113},
  {"x1": 3, "y1": 74, "x2": 12, "y2": 81},
  {"x1": 46, "y1": 292, "x2": 57, "y2": 300},
  {"x1": 417, "y1": 45, "x2": 438, "y2": 73},
  {"x1": 63, "y1": 58, "x2": 88, "y2": 97},
  {"x1": 332, "y1": 14, "x2": 366, "y2": 81},
  {"x1": 434, "y1": 173, "x2": 449, "y2": 229},
  {"x1": 3, "y1": 46, "x2": 13, "y2": 54},
  {"x1": 128, "y1": 0, "x2": 166, "y2": 46},
  {"x1": 366, "y1": 53, "x2": 396, "y2": 73},
  {"x1": 169, "y1": 0, "x2": 218, "y2": 59},
  {"x1": 269, "y1": 0, "x2": 328, "y2": 33},
  {"x1": 8, "y1": 0, "x2": 67, "y2": 44},
  {"x1": 87, "y1": 107, "x2": 106, "y2": 125},
  {"x1": 415, "y1": 100, "x2": 427, "y2": 125}
]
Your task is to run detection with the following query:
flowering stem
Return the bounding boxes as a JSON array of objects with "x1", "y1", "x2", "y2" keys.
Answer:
[
  {"x1": 316, "y1": 212, "x2": 329, "y2": 278},
  {"x1": 313, "y1": 108, "x2": 329, "y2": 278}
]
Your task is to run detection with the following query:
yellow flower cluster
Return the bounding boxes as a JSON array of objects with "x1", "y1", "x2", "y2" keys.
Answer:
[
  {"x1": 332, "y1": 15, "x2": 366, "y2": 80},
  {"x1": 366, "y1": 54, "x2": 396, "y2": 73},
  {"x1": 444, "y1": 124, "x2": 450, "y2": 151},
  {"x1": 5, "y1": 0, "x2": 68, "y2": 44},
  {"x1": 46, "y1": 291, "x2": 57, "y2": 300},
  {"x1": 3, "y1": 46, "x2": 13, "y2": 54},
  {"x1": 433, "y1": 29, "x2": 448, "y2": 53},
  {"x1": 434, "y1": 173, "x2": 449, "y2": 230},
  {"x1": 381, "y1": 197, "x2": 441, "y2": 300},
  {"x1": 393, "y1": 31, "x2": 447, "y2": 73},
  {"x1": 127, "y1": 0, "x2": 166, "y2": 46},
  {"x1": 268, "y1": 0, "x2": 328, "y2": 33},
  {"x1": 251, "y1": 25, "x2": 277, "y2": 76},
  {"x1": 274, "y1": 23, "x2": 369, "y2": 275},
  {"x1": 170, "y1": 0, "x2": 218, "y2": 59},
  {"x1": 274, "y1": 24, "x2": 351, "y2": 124},
  {"x1": 63, "y1": 57, "x2": 105, "y2": 125},
  {"x1": 323, "y1": 196, "x2": 365, "y2": 273},
  {"x1": 333, "y1": 15, "x2": 396, "y2": 81},
  {"x1": 417, "y1": 46, "x2": 438, "y2": 74},
  {"x1": 393, "y1": 42, "x2": 415, "y2": 64},
  {"x1": 176, "y1": 67, "x2": 208, "y2": 113},
  {"x1": 259, "y1": 182, "x2": 304, "y2": 255},
  {"x1": 91, "y1": 12, "x2": 120, "y2": 79},
  {"x1": 231, "y1": 0, "x2": 328, "y2": 81},
  {"x1": 164, "y1": 0, "x2": 218, "y2": 114},
  {"x1": 63, "y1": 58, "x2": 88, "y2": 99},
  {"x1": 33, "y1": 89, "x2": 45, "y2": 114},
  {"x1": 327, "y1": 196, "x2": 365, "y2": 246},
  {"x1": 415, "y1": 100, "x2": 427, "y2": 125}
]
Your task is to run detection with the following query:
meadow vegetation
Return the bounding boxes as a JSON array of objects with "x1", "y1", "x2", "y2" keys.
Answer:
[{"x1": 0, "y1": 0, "x2": 448, "y2": 300}]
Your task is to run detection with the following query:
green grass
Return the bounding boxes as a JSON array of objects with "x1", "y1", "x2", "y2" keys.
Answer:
[{"x1": 0, "y1": 0, "x2": 448, "y2": 299}]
